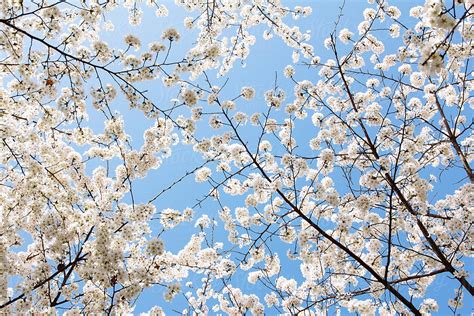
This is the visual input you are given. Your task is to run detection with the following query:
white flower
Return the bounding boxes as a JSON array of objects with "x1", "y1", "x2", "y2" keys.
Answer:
[
  {"x1": 389, "y1": 23, "x2": 400, "y2": 37},
  {"x1": 124, "y1": 34, "x2": 141, "y2": 50},
  {"x1": 338, "y1": 28, "x2": 353, "y2": 44},
  {"x1": 410, "y1": 72, "x2": 425, "y2": 88},
  {"x1": 155, "y1": 4, "x2": 168, "y2": 17},
  {"x1": 161, "y1": 28, "x2": 180, "y2": 41},
  {"x1": 195, "y1": 167, "x2": 212, "y2": 182},
  {"x1": 195, "y1": 214, "x2": 211, "y2": 228},
  {"x1": 206, "y1": 44, "x2": 221, "y2": 58},
  {"x1": 221, "y1": 100, "x2": 235, "y2": 110},
  {"x1": 292, "y1": 51, "x2": 299, "y2": 63},
  {"x1": 284, "y1": 65, "x2": 295, "y2": 78},
  {"x1": 181, "y1": 89, "x2": 198, "y2": 106},
  {"x1": 147, "y1": 238, "x2": 164, "y2": 256},
  {"x1": 241, "y1": 86, "x2": 255, "y2": 100}
]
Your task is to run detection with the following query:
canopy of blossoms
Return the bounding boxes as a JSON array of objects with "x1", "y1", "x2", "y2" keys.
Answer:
[{"x1": 0, "y1": 0, "x2": 472, "y2": 315}]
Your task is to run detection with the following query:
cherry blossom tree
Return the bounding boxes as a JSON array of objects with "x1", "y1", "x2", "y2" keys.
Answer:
[{"x1": 0, "y1": 0, "x2": 472, "y2": 315}]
